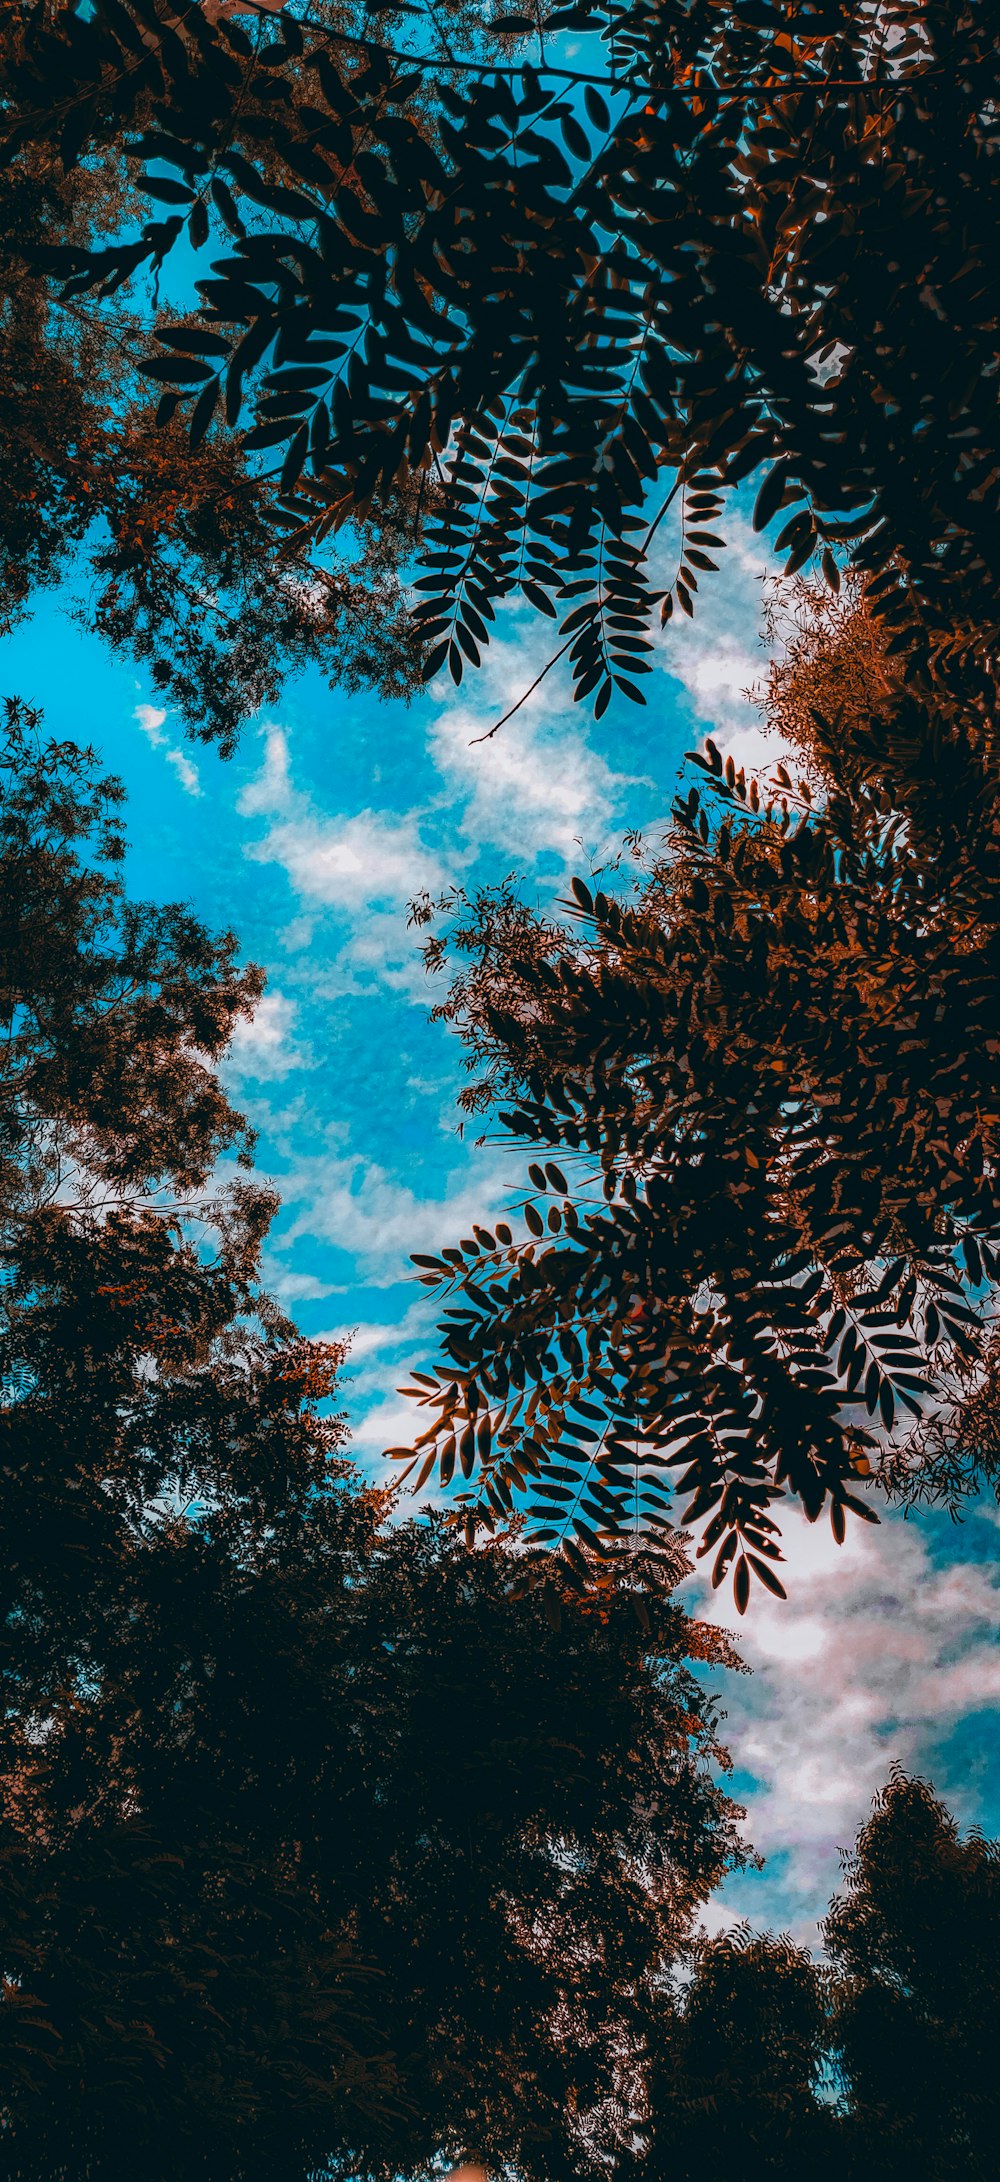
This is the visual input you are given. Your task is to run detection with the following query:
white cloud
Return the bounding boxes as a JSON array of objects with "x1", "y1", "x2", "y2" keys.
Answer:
[
  {"x1": 652, "y1": 510, "x2": 803, "y2": 777},
  {"x1": 239, "y1": 723, "x2": 442, "y2": 913},
  {"x1": 226, "y1": 990, "x2": 310, "y2": 1080},
  {"x1": 134, "y1": 702, "x2": 202, "y2": 797},
  {"x1": 136, "y1": 701, "x2": 168, "y2": 744},
  {"x1": 237, "y1": 720, "x2": 292, "y2": 819},
  {"x1": 666, "y1": 626, "x2": 765, "y2": 755},
  {"x1": 315, "y1": 1299, "x2": 431, "y2": 1366},
  {"x1": 278, "y1": 1143, "x2": 515, "y2": 1288},
  {"x1": 268, "y1": 1267, "x2": 336, "y2": 1304},
  {"x1": 167, "y1": 749, "x2": 202, "y2": 796},
  {"x1": 348, "y1": 1389, "x2": 436, "y2": 1463},
  {"x1": 263, "y1": 810, "x2": 438, "y2": 914},
  {"x1": 684, "y1": 1506, "x2": 1000, "y2": 1940},
  {"x1": 427, "y1": 621, "x2": 640, "y2": 865}
]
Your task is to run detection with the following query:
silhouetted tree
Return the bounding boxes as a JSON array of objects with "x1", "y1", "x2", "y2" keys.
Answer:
[
  {"x1": 643, "y1": 1927, "x2": 837, "y2": 2182},
  {"x1": 825, "y1": 1771, "x2": 1000, "y2": 2182},
  {"x1": 638, "y1": 1777, "x2": 1000, "y2": 2182},
  {"x1": 0, "y1": 707, "x2": 746, "y2": 2180}
]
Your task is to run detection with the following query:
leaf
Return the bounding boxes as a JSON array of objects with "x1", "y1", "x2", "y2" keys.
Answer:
[
  {"x1": 141, "y1": 174, "x2": 195, "y2": 206},
  {"x1": 189, "y1": 377, "x2": 219, "y2": 450},
  {"x1": 746, "y1": 1554, "x2": 787, "y2": 1600},
  {"x1": 140, "y1": 357, "x2": 215, "y2": 384},
  {"x1": 584, "y1": 85, "x2": 611, "y2": 131},
  {"x1": 733, "y1": 1556, "x2": 751, "y2": 1615},
  {"x1": 752, "y1": 460, "x2": 791, "y2": 533}
]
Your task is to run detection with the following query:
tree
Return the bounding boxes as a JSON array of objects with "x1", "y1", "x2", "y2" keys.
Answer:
[
  {"x1": 0, "y1": 1495, "x2": 747, "y2": 2182},
  {"x1": 0, "y1": 707, "x2": 747, "y2": 2179},
  {"x1": 642, "y1": 1926, "x2": 837, "y2": 2182},
  {"x1": 824, "y1": 1771, "x2": 1000, "y2": 2181},
  {"x1": 392, "y1": 584, "x2": 1000, "y2": 1603},
  {"x1": 31, "y1": 0, "x2": 1000, "y2": 720},
  {"x1": 636, "y1": 1774, "x2": 1000, "y2": 2182},
  {"x1": 0, "y1": 6, "x2": 424, "y2": 752}
]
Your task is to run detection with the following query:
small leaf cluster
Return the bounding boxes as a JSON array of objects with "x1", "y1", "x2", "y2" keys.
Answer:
[{"x1": 0, "y1": 8, "x2": 424, "y2": 749}]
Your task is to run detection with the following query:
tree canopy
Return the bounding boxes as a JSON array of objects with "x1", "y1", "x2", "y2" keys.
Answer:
[
  {"x1": 0, "y1": 708, "x2": 745, "y2": 2180},
  {"x1": 823, "y1": 1771, "x2": 1000, "y2": 2182},
  {"x1": 0, "y1": 6, "x2": 426, "y2": 751},
  {"x1": 2, "y1": 12, "x2": 999, "y2": 2173},
  {"x1": 18, "y1": 0, "x2": 1000, "y2": 725},
  {"x1": 640, "y1": 1772, "x2": 1000, "y2": 2182},
  {"x1": 3, "y1": 2, "x2": 997, "y2": 1588}
]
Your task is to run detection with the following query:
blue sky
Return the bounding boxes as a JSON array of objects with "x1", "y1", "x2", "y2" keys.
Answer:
[{"x1": 5, "y1": 502, "x2": 998, "y2": 1945}]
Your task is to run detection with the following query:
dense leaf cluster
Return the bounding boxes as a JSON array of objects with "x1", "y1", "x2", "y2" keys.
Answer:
[
  {"x1": 22, "y1": 0, "x2": 1000, "y2": 720},
  {"x1": 0, "y1": 7, "x2": 424, "y2": 750},
  {"x1": 643, "y1": 1774, "x2": 1000, "y2": 2182},
  {"x1": 398, "y1": 591, "x2": 1000, "y2": 1603}
]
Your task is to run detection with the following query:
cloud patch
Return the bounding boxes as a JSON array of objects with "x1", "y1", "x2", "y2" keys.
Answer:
[
  {"x1": 226, "y1": 990, "x2": 310, "y2": 1080},
  {"x1": 134, "y1": 703, "x2": 202, "y2": 797},
  {"x1": 685, "y1": 1504, "x2": 1000, "y2": 1940},
  {"x1": 238, "y1": 723, "x2": 443, "y2": 914},
  {"x1": 427, "y1": 620, "x2": 640, "y2": 866}
]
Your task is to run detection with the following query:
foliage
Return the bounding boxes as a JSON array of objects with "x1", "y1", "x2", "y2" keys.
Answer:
[
  {"x1": 393, "y1": 587, "x2": 1000, "y2": 1604},
  {"x1": 25, "y1": 0, "x2": 1000, "y2": 723},
  {"x1": 637, "y1": 1773, "x2": 1000, "y2": 2182},
  {"x1": 877, "y1": 1325, "x2": 1000, "y2": 1518},
  {"x1": 643, "y1": 1925, "x2": 837, "y2": 2180},
  {"x1": 0, "y1": 709, "x2": 746, "y2": 2180},
  {"x1": 0, "y1": 8, "x2": 424, "y2": 751},
  {"x1": 0, "y1": 1496, "x2": 746, "y2": 2182}
]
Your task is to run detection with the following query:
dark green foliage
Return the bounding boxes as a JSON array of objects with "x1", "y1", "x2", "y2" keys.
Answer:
[
  {"x1": 395, "y1": 591, "x2": 1000, "y2": 1602},
  {"x1": 22, "y1": 1, "x2": 1000, "y2": 717},
  {"x1": 0, "y1": 695, "x2": 262, "y2": 1213},
  {"x1": 638, "y1": 1775, "x2": 1000, "y2": 2182},
  {"x1": 0, "y1": 1498, "x2": 746, "y2": 2182}
]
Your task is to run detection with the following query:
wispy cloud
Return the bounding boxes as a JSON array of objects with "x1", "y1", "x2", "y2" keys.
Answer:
[
  {"x1": 277, "y1": 1143, "x2": 516, "y2": 1288},
  {"x1": 653, "y1": 512, "x2": 797, "y2": 776},
  {"x1": 134, "y1": 702, "x2": 202, "y2": 797},
  {"x1": 226, "y1": 989, "x2": 311, "y2": 1080},
  {"x1": 238, "y1": 723, "x2": 444, "y2": 914},
  {"x1": 427, "y1": 619, "x2": 641, "y2": 866}
]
